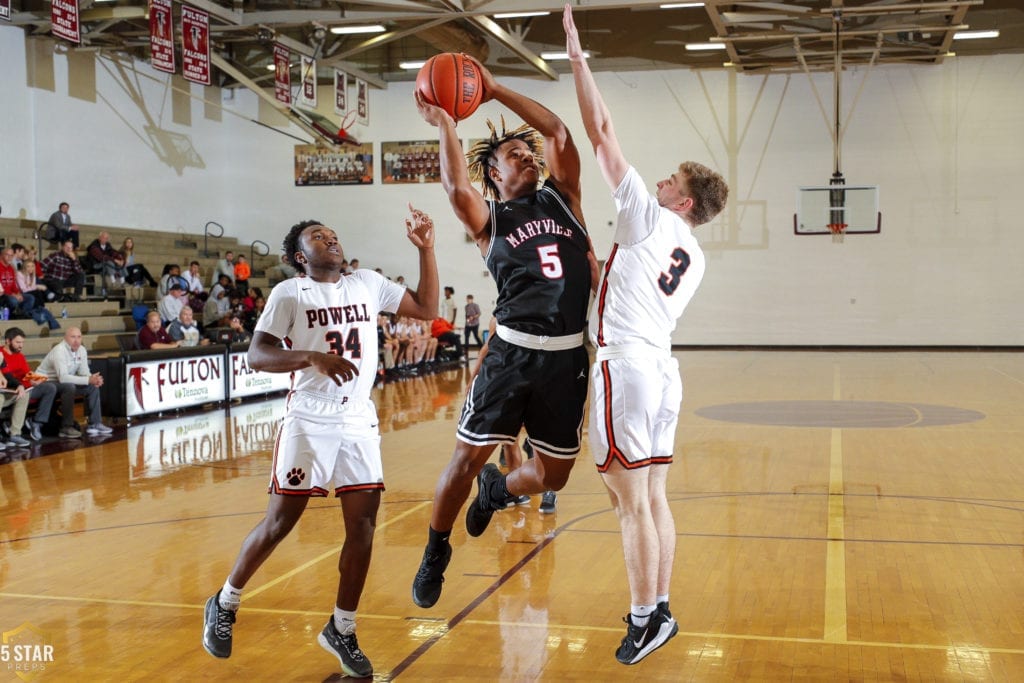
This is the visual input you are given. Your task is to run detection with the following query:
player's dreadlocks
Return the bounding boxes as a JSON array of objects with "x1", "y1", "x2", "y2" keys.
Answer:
[
  {"x1": 465, "y1": 116, "x2": 546, "y2": 200},
  {"x1": 282, "y1": 219, "x2": 323, "y2": 274}
]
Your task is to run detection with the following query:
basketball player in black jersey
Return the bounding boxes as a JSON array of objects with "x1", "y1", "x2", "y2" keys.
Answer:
[{"x1": 412, "y1": 57, "x2": 597, "y2": 608}]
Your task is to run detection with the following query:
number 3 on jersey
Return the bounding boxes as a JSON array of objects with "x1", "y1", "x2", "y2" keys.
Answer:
[
  {"x1": 325, "y1": 329, "x2": 362, "y2": 358},
  {"x1": 657, "y1": 247, "x2": 691, "y2": 295}
]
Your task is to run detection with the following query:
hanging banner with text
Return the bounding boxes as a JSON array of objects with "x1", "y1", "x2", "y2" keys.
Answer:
[
  {"x1": 50, "y1": 0, "x2": 81, "y2": 44},
  {"x1": 274, "y1": 44, "x2": 291, "y2": 104},
  {"x1": 149, "y1": 0, "x2": 175, "y2": 74},
  {"x1": 125, "y1": 353, "x2": 226, "y2": 417},
  {"x1": 181, "y1": 5, "x2": 211, "y2": 86},
  {"x1": 0, "y1": 0, "x2": 11, "y2": 23},
  {"x1": 300, "y1": 55, "x2": 317, "y2": 108},
  {"x1": 356, "y1": 78, "x2": 368, "y2": 126},
  {"x1": 334, "y1": 70, "x2": 347, "y2": 116}
]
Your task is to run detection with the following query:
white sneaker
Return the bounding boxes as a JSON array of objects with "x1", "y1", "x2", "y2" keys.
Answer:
[{"x1": 86, "y1": 423, "x2": 113, "y2": 435}]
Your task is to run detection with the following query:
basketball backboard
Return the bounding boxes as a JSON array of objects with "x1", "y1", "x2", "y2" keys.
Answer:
[{"x1": 794, "y1": 185, "x2": 881, "y2": 236}]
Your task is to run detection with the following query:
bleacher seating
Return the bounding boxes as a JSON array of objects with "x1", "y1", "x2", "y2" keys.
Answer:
[{"x1": 0, "y1": 216, "x2": 279, "y2": 363}]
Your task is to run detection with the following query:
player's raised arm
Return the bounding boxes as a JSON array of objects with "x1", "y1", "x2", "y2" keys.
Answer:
[
  {"x1": 564, "y1": 4, "x2": 629, "y2": 191},
  {"x1": 396, "y1": 204, "x2": 440, "y2": 320},
  {"x1": 414, "y1": 90, "x2": 491, "y2": 241}
]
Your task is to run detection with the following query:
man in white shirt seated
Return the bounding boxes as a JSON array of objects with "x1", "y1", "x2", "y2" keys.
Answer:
[
  {"x1": 167, "y1": 306, "x2": 210, "y2": 347},
  {"x1": 158, "y1": 283, "x2": 187, "y2": 324},
  {"x1": 183, "y1": 261, "x2": 205, "y2": 296}
]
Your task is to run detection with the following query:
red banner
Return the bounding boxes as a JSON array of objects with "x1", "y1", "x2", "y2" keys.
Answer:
[
  {"x1": 50, "y1": 0, "x2": 81, "y2": 44},
  {"x1": 334, "y1": 70, "x2": 347, "y2": 115},
  {"x1": 1, "y1": 0, "x2": 12, "y2": 23},
  {"x1": 356, "y1": 78, "x2": 368, "y2": 125},
  {"x1": 300, "y1": 55, "x2": 317, "y2": 108},
  {"x1": 274, "y1": 44, "x2": 291, "y2": 105},
  {"x1": 181, "y1": 6, "x2": 211, "y2": 86},
  {"x1": 149, "y1": 0, "x2": 175, "y2": 74}
]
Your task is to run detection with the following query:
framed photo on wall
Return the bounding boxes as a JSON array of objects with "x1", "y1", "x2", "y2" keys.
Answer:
[
  {"x1": 294, "y1": 143, "x2": 374, "y2": 186},
  {"x1": 381, "y1": 140, "x2": 450, "y2": 184}
]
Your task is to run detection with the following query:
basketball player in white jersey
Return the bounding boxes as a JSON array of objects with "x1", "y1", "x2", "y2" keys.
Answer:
[
  {"x1": 202, "y1": 206, "x2": 438, "y2": 678},
  {"x1": 564, "y1": 6, "x2": 729, "y2": 666}
]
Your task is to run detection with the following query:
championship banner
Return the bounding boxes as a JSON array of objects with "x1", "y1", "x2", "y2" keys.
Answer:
[
  {"x1": 274, "y1": 44, "x2": 291, "y2": 104},
  {"x1": 300, "y1": 55, "x2": 317, "y2": 108},
  {"x1": 181, "y1": 6, "x2": 211, "y2": 86},
  {"x1": 50, "y1": 0, "x2": 81, "y2": 44},
  {"x1": 1, "y1": 0, "x2": 11, "y2": 23},
  {"x1": 356, "y1": 78, "x2": 369, "y2": 126},
  {"x1": 125, "y1": 353, "x2": 226, "y2": 417},
  {"x1": 228, "y1": 349, "x2": 291, "y2": 398},
  {"x1": 149, "y1": 0, "x2": 175, "y2": 74},
  {"x1": 334, "y1": 69, "x2": 347, "y2": 116}
]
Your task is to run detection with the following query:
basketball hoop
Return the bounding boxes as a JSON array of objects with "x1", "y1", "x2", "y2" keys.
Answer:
[{"x1": 828, "y1": 222, "x2": 847, "y2": 243}]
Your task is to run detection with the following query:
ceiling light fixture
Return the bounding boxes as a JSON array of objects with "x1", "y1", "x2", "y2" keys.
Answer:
[
  {"x1": 494, "y1": 11, "x2": 551, "y2": 19},
  {"x1": 400, "y1": 60, "x2": 428, "y2": 70},
  {"x1": 330, "y1": 24, "x2": 386, "y2": 35},
  {"x1": 540, "y1": 51, "x2": 591, "y2": 60},
  {"x1": 952, "y1": 29, "x2": 999, "y2": 40},
  {"x1": 685, "y1": 42, "x2": 726, "y2": 51}
]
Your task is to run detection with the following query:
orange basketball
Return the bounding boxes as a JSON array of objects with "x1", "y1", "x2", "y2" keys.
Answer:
[{"x1": 416, "y1": 53, "x2": 483, "y2": 122}]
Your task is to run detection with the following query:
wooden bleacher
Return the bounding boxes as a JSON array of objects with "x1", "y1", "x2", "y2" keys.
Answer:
[{"x1": 0, "y1": 216, "x2": 282, "y2": 363}]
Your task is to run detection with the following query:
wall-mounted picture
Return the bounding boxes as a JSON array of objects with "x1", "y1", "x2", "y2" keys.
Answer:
[
  {"x1": 294, "y1": 143, "x2": 374, "y2": 186},
  {"x1": 381, "y1": 140, "x2": 449, "y2": 184}
]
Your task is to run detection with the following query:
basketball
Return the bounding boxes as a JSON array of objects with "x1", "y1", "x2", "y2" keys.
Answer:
[{"x1": 415, "y1": 53, "x2": 483, "y2": 122}]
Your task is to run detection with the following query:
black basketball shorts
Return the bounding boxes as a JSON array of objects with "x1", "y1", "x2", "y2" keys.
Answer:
[{"x1": 456, "y1": 336, "x2": 589, "y2": 457}]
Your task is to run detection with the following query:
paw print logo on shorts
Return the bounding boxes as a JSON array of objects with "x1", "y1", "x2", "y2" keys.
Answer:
[{"x1": 287, "y1": 467, "x2": 306, "y2": 486}]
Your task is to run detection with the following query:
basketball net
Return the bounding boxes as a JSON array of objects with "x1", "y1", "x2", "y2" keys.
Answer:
[{"x1": 828, "y1": 222, "x2": 847, "y2": 243}]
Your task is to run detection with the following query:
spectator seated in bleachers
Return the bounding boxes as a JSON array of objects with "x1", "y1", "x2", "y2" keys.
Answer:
[
  {"x1": 1, "y1": 327, "x2": 59, "y2": 446},
  {"x1": 211, "y1": 250, "x2": 235, "y2": 287},
  {"x1": 46, "y1": 202, "x2": 80, "y2": 248},
  {"x1": 158, "y1": 264, "x2": 188, "y2": 297},
  {"x1": 35, "y1": 326, "x2": 113, "y2": 438},
  {"x1": 84, "y1": 231, "x2": 127, "y2": 293},
  {"x1": 137, "y1": 310, "x2": 181, "y2": 350},
  {"x1": 41, "y1": 240, "x2": 86, "y2": 302},
  {"x1": 120, "y1": 237, "x2": 159, "y2": 287},
  {"x1": 0, "y1": 247, "x2": 41, "y2": 321},
  {"x1": 233, "y1": 254, "x2": 251, "y2": 291},
  {"x1": 14, "y1": 255, "x2": 59, "y2": 330},
  {"x1": 204, "y1": 274, "x2": 233, "y2": 327},
  {"x1": 158, "y1": 283, "x2": 187, "y2": 325},
  {"x1": 167, "y1": 306, "x2": 210, "y2": 347},
  {"x1": 225, "y1": 314, "x2": 251, "y2": 344}
]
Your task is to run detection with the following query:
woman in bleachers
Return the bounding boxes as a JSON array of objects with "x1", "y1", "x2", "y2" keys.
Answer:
[
  {"x1": 15, "y1": 255, "x2": 60, "y2": 330},
  {"x1": 120, "y1": 238, "x2": 159, "y2": 288}
]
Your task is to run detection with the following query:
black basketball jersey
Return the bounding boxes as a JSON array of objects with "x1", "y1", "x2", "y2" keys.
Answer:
[{"x1": 484, "y1": 179, "x2": 591, "y2": 337}]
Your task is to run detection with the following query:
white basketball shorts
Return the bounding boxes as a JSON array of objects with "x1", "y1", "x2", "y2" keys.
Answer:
[
  {"x1": 588, "y1": 354, "x2": 682, "y2": 472},
  {"x1": 269, "y1": 391, "x2": 383, "y2": 496}
]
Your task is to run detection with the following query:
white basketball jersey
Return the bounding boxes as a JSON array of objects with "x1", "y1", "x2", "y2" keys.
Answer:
[
  {"x1": 589, "y1": 166, "x2": 706, "y2": 351},
  {"x1": 256, "y1": 271, "x2": 406, "y2": 402}
]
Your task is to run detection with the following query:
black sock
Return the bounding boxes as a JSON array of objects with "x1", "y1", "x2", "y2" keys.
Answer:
[{"x1": 427, "y1": 526, "x2": 451, "y2": 550}]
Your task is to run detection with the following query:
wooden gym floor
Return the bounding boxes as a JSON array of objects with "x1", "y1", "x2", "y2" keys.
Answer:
[{"x1": 1, "y1": 350, "x2": 1022, "y2": 681}]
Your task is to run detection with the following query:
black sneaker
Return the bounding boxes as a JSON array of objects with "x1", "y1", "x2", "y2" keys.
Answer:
[
  {"x1": 465, "y1": 463, "x2": 503, "y2": 537},
  {"x1": 202, "y1": 591, "x2": 236, "y2": 659},
  {"x1": 539, "y1": 491, "x2": 557, "y2": 514},
  {"x1": 412, "y1": 541, "x2": 452, "y2": 608},
  {"x1": 658, "y1": 601, "x2": 679, "y2": 641},
  {"x1": 614, "y1": 611, "x2": 675, "y2": 665},
  {"x1": 317, "y1": 618, "x2": 372, "y2": 678},
  {"x1": 507, "y1": 494, "x2": 531, "y2": 508}
]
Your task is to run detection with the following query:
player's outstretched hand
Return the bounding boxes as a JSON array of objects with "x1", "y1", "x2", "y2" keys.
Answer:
[
  {"x1": 563, "y1": 5, "x2": 585, "y2": 61},
  {"x1": 405, "y1": 203, "x2": 436, "y2": 250},
  {"x1": 414, "y1": 90, "x2": 454, "y2": 128},
  {"x1": 310, "y1": 351, "x2": 359, "y2": 386}
]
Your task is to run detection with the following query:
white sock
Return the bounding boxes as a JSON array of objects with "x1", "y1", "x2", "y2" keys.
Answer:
[
  {"x1": 657, "y1": 594, "x2": 670, "y2": 607},
  {"x1": 334, "y1": 607, "x2": 356, "y2": 635},
  {"x1": 219, "y1": 581, "x2": 243, "y2": 611},
  {"x1": 631, "y1": 603, "x2": 656, "y2": 627}
]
